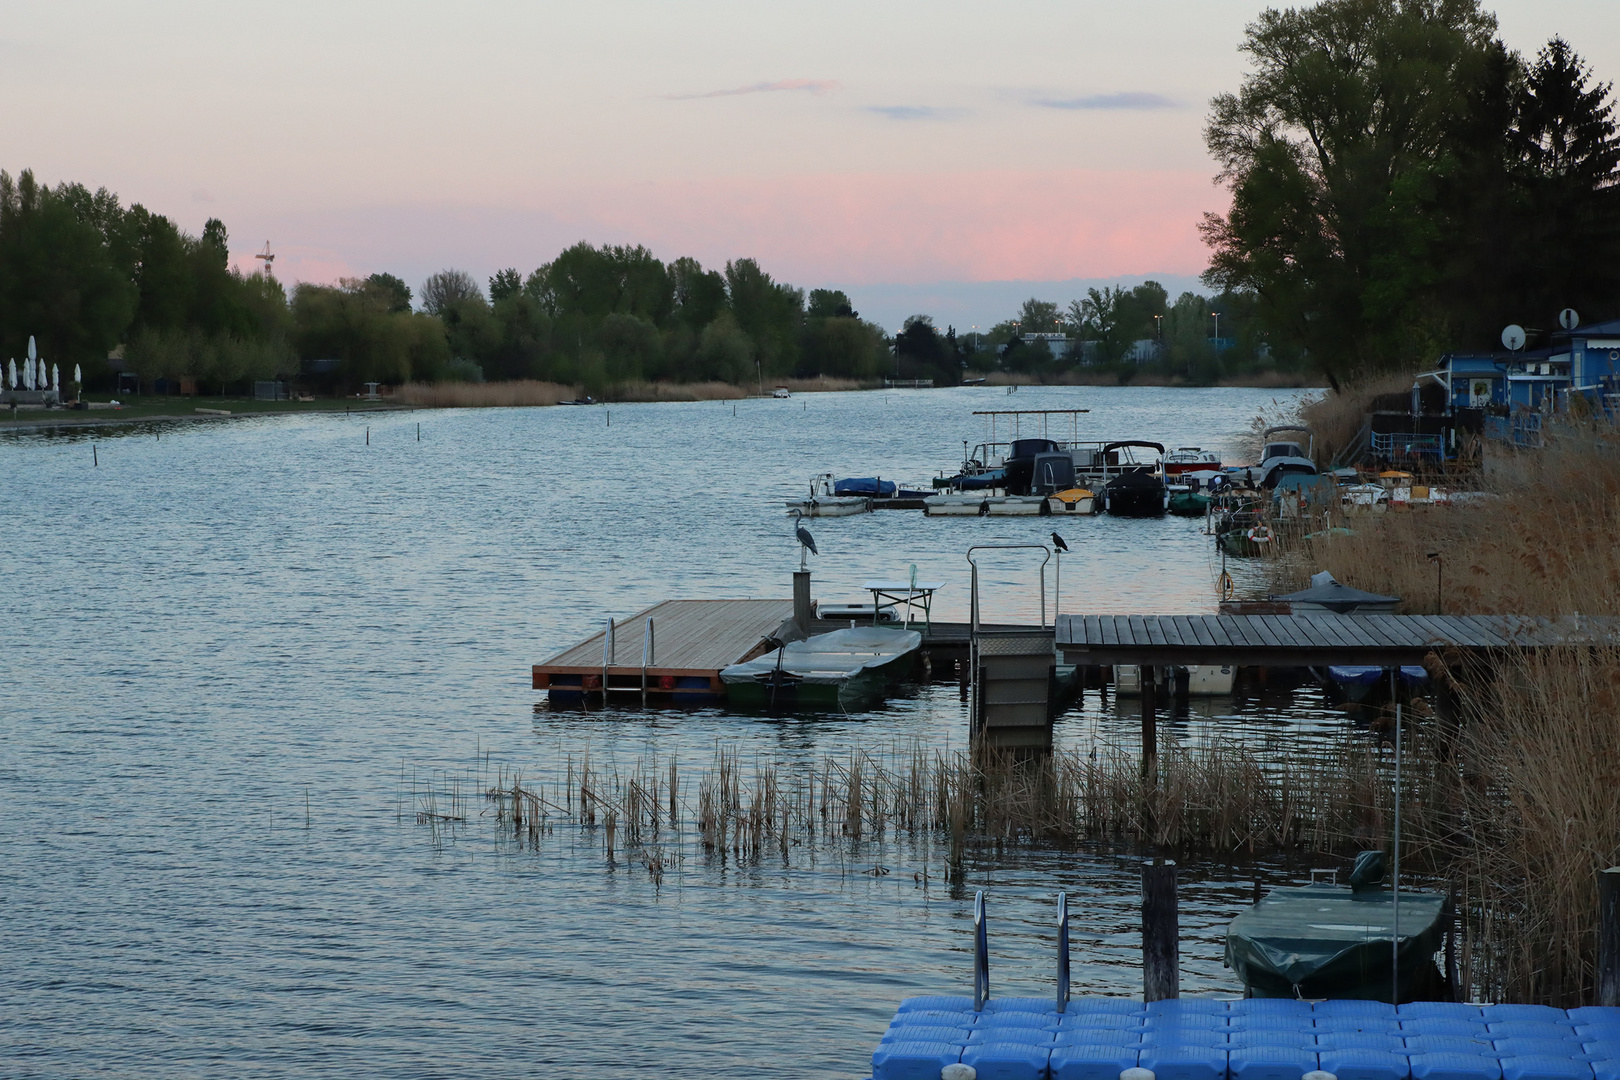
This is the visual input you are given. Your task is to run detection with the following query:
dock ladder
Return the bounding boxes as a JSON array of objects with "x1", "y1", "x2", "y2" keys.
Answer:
[{"x1": 967, "y1": 544, "x2": 1057, "y2": 746}]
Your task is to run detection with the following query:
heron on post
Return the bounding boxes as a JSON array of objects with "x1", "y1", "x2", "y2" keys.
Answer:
[{"x1": 792, "y1": 511, "x2": 818, "y2": 570}]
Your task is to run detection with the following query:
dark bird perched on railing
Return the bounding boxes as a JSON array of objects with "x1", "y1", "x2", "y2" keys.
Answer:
[{"x1": 1051, "y1": 532, "x2": 1069, "y2": 552}]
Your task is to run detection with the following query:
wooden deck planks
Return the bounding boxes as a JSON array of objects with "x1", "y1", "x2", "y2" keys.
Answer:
[{"x1": 538, "y1": 599, "x2": 796, "y2": 673}]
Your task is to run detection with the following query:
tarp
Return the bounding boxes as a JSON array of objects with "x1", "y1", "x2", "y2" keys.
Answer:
[
  {"x1": 721, "y1": 627, "x2": 921, "y2": 689},
  {"x1": 835, "y1": 477, "x2": 898, "y2": 497},
  {"x1": 953, "y1": 470, "x2": 1005, "y2": 491},
  {"x1": 1225, "y1": 884, "x2": 1446, "y2": 1001},
  {"x1": 1275, "y1": 572, "x2": 1401, "y2": 614}
]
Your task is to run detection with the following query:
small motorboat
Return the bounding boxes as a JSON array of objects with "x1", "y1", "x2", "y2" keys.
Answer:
[
  {"x1": 786, "y1": 473, "x2": 871, "y2": 517},
  {"x1": 772, "y1": 386, "x2": 791, "y2": 398},
  {"x1": 720, "y1": 626, "x2": 922, "y2": 710},
  {"x1": 1163, "y1": 446, "x2": 1221, "y2": 476},
  {"x1": 1046, "y1": 487, "x2": 1097, "y2": 515},
  {"x1": 1103, "y1": 469, "x2": 1168, "y2": 517}
]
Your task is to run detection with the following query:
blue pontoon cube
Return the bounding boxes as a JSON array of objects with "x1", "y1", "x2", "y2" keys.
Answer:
[
  {"x1": 898, "y1": 995, "x2": 976, "y2": 1014},
  {"x1": 1317, "y1": 1033, "x2": 1407, "y2": 1053},
  {"x1": 873, "y1": 1040, "x2": 962, "y2": 1080},
  {"x1": 1317, "y1": 1002, "x2": 1401, "y2": 1022},
  {"x1": 1139, "y1": 1043, "x2": 1229, "y2": 1080},
  {"x1": 882, "y1": 1025, "x2": 970, "y2": 1046},
  {"x1": 1484, "y1": 1007, "x2": 1570, "y2": 1025},
  {"x1": 1149, "y1": 1000, "x2": 1233, "y2": 1018},
  {"x1": 1406, "y1": 1037, "x2": 1498, "y2": 1056},
  {"x1": 1409, "y1": 1051, "x2": 1504, "y2": 1080},
  {"x1": 960, "y1": 1040, "x2": 1054, "y2": 1080},
  {"x1": 1407, "y1": 1021, "x2": 1492, "y2": 1039},
  {"x1": 1229, "y1": 1044, "x2": 1319, "y2": 1080},
  {"x1": 987, "y1": 997, "x2": 1063, "y2": 1016},
  {"x1": 1402, "y1": 1005, "x2": 1487, "y2": 1022},
  {"x1": 1319, "y1": 1047, "x2": 1414, "y2": 1080},
  {"x1": 1232, "y1": 999, "x2": 1314, "y2": 1020},
  {"x1": 1497, "y1": 1055, "x2": 1594, "y2": 1080},
  {"x1": 1051, "y1": 1043, "x2": 1141, "y2": 1080}
]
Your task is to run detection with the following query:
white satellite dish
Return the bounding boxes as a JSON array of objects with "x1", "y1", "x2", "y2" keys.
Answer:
[
  {"x1": 1502, "y1": 324, "x2": 1527, "y2": 351},
  {"x1": 27, "y1": 335, "x2": 37, "y2": 362},
  {"x1": 1559, "y1": 308, "x2": 1580, "y2": 330}
]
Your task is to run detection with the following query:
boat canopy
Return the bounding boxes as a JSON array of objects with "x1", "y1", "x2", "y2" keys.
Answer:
[
  {"x1": 834, "y1": 477, "x2": 897, "y2": 497},
  {"x1": 1101, "y1": 440, "x2": 1166, "y2": 456}
]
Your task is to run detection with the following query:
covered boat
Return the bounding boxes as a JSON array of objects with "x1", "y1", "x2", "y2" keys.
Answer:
[
  {"x1": 720, "y1": 626, "x2": 922, "y2": 710},
  {"x1": 1226, "y1": 854, "x2": 1447, "y2": 1001},
  {"x1": 1100, "y1": 441, "x2": 1167, "y2": 516},
  {"x1": 786, "y1": 473, "x2": 871, "y2": 517}
]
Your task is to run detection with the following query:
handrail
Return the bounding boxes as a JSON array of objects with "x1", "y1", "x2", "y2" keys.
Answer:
[
  {"x1": 1056, "y1": 891, "x2": 1070, "y2": 1012},
  {"x1": 973, "y1": 889, "x2": 989, "y2": 1011},
  {"x1": 966, "y1": 543, "x2": 1053, "y2": 630},
  {"x1": 640, "y1": 617, "x2": 655, "y2": 708}
]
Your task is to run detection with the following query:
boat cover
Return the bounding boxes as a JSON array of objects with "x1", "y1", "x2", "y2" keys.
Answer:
[
  {"x1": 720, "y1": 627, "x2": 922, "y2": 688},
  {"x1": 835, "y1": 477, "x2": 898, "y2": 497},
  {"x1": 1274, "y1": 572, "x2": 1401, "y2": 614},
  {"x1": 1328, "y1": 665, "x2": 1429, "y2": 685},
  {"x1": 1225, "y1": 883, "x2": 1446, "y2": 1001},
  {"x1": 953, "y1": 470, "x2": 1005, "y2": 491}
]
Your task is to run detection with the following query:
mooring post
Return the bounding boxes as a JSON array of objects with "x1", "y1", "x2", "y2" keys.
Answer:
[
  {"x1": 1142, "y1": 860, "x2": 1179, "y2": 1001},
  {"x1": 1141, "y1": 666, "x2": 1157, "y2": 781},
  {"x1": 973, "y1": 889, "x2": 989, "y2": 1011},
  {"x1": 792, "y1": 570, "x2": 812, "y2": 636},
  {"x1": 1601, "y1": 865, "x2": 1620, "y2": 1007}
]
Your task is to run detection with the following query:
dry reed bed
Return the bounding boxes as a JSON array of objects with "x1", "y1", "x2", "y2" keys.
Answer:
[
  {"x1": 1256, "y1": 397, "x2": 1620, "y2": 1003},
  {"x1": 468, "y1": 734, "x2": 1436, "y2": 866},
  {"x1": 385, "y1": 376, "x2": 872, "y2": 409}
]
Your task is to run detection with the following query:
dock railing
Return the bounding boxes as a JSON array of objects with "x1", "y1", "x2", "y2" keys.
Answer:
[
  {"x1": 602, "y1": 618, "x2": 615, "y2": 707},
  {"x1": 966, "y1": 544, "x2": 1052, "y2": 731},
  {"x1": 640, "y1": 617, "x2": 655, "y2": 707}
]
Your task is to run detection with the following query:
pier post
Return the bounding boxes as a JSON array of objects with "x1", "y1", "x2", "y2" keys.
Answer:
[
  {"x1": 1142, "y1": 861, "x2": 1180, "y2": 1001},
  {"x1": 1601, "y1": 866, "x2": 1620, "y2": 1007},
  {"x1": 793, "y1": 571, "x2": 812, "y2": 636},
  {"x1": 1140, "y1": 667, "x2": 1158, "y2": 782}
]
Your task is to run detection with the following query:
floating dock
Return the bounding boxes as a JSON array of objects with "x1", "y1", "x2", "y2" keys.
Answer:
[
  {"x1": 873, "y1": 995, "x2": 1620, "y2": 1080},
  {"x1": 533, "y1": 598, "x2": 795, "y2": 704}
]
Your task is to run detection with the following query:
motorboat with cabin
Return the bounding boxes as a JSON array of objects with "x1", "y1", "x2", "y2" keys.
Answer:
[
  {"x1": 1097, "y1": 441, "x2": 1168, "y2": 516},
  {"x1": 786, "y1": 474, "x2": 872, "y2": 517},
  {"x1": 1242, "y1": 425, "x2": 1319, "y2": 489}
]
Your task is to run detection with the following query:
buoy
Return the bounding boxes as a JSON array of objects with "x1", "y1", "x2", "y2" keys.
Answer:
[
  {"x1": 1246, "y1": 524, "x2": 1273, "y2": 544},
  {"x1": 1304, "y1": 1072, "x2": 1338, "y2": 1080},
  {"x1": 1121, "y1": 1069, "x2": 1157, "y2": 1080},
  {"x1": 942, "y1": 1065, "x2": 978, "y2": 1080}
]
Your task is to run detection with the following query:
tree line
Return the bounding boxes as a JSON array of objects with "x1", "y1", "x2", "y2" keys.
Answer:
[
  {"x1": 0, "y1": 177, "x2": 895, "y2": 393},
  {"x1": 1202, "y1": 0, "x2": 1620, "y2": 384}
]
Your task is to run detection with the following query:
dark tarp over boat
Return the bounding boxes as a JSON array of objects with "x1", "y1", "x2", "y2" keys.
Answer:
[
  {"x1": 720, "y1": 626, "x2": 922, "y2": 711},
  {"x1": 1225, "y1": 882, "x2": 1447, "y2": 1002}
]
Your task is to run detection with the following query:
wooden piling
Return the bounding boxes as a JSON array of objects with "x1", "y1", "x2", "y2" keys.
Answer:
[
  {"x1": 1140, "y1": 666, "x2": 1157, "y2": 781},
  {"x1": 1143, "y1": 861, "x2": 1179, "y2": 1001},
  {"x1": 1601, "y1": 865, "x2": 1620, "y2": 1006}
]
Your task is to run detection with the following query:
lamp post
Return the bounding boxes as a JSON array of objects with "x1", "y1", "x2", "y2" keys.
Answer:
[
  {"x1": 1153, "y1": 315, "x2": 1164, "y2": 363},
  {"x1": 1428, "y1": 552, "x2": 1443, "y2": 615},
  {"x1": 1210, "y1": 311, "x2": 1221, "y2": 344}
]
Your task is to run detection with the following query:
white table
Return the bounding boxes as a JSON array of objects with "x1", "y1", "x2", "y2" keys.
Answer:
[{"x1": 863, "y1": 580, "x2": 945, "y2": 632}]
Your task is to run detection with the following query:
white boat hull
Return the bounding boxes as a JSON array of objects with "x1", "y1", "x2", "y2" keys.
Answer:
[
  {"x1": 1186, "y1": 664, "x2": 1236, "y2": 695},
  {"x1": 786, "y1": 497, "x2": 870, "y2": 517},
  {"x1": 1047, "y1": 495, "x2": 1096, "y2": 515}
]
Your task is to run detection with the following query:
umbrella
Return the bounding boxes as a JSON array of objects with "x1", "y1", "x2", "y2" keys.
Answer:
[
  {"x1": 74, "y1": 363, "x2": 81, "y2": 385},
  {"x1": 6, "y1": 359, "x2": 13, "y2": 389},
  {"x1": 51, "y1": 364, "x2": 59, "y2": 392}
]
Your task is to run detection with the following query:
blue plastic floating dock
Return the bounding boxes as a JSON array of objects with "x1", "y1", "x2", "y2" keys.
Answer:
[{"x1": 874, "y1": 997, "x2": 1620, "y2": 1080}]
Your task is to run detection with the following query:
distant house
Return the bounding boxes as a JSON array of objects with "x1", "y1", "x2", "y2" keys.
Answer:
[{"x1": 1441, "y1": 318, "x2": 1620, "y2": 414}]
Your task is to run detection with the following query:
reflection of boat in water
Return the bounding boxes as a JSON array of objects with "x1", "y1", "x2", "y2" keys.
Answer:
[
  {"x1": 786, "y1": 474, "x2": 871, "y2": 517},
  {"x1": 720, "y1": 626, "x2": 921, "y2": 710}
]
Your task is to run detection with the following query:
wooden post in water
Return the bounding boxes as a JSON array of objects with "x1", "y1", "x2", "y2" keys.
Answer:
[
  {"x1": 1600, "y1": 865, "x2": 1620, "y2": 1006},
  {"x1": 793, "y1": 571, "x2": 813, "y2": 635},
  {"x1": 1140, "y1": 666, "x2": 1157, "y2": 781},
  {"x1": 1142, "y1": 861, "x2": 1179, "y2": 1001}
]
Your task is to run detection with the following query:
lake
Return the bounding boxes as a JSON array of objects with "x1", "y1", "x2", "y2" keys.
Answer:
[{"x1": 2, "y1": 385, "x2": 1347, "y2": 1079}]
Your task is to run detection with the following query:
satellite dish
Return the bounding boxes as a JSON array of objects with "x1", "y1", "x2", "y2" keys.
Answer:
[
  {"x1": 27, "y1": 336, "x2": 37, "y2": 362},
  {"x1": 1501, "y1": 325, "x2": 1526, "y2": 351},
  {"x1": 1559, "y1": 308, "x2": 1580, "y2": 330}
]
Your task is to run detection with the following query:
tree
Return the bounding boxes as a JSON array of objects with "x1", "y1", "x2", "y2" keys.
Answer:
[
  {"x1": 725, "y1": 258, "x2": 803, "y2": 377},
  {"x1": 366, "y1": 273, "x2": 412, "y2": 313},
  {"x1": 1016, "y1": 298, "x2": 1060, "y2": 333},
  {"x1": 419, "y1": 269, "x2": 482, "y2": 315},
  {"x1": 1078, "y1": 286, "x2": 1131, "y2": 365},
  {"x1": 807, "y1": 288, "x2": 856, "y2": 319},
  {"x1": 489, "y1": 268, "x2": 522, "y2": 302},
  {"x1": 1201, "y1": 0, "x2": 1503, "y2": 378}
]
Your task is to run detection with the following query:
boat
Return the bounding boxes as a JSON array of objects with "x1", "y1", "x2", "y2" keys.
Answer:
[
  {"x1": 1183, "y1": 663, "x2": 1235, "y2": 694},
  {"x1": 1101, "y1": 442, "x2": 1168, "y2": 516},
  {"x1": 923, "y1": 493, "x2": 1047, "y2": 516},
  {"x1": 1242, "y1": 425, "x2": 1319, "y2": 489},
  {"x1": 786, "y1": 474, "x2": 871, "y2": 517},
  {"x1": 1166, "y1": 485, "x2": 1211, "y2": 516},
  {"x1": 720, "y1": 626, "x2": 922, "y2": 710},
  {"x1": 1163, "y1": 446, "x2": 1221, "y2": 476},
  {"x1": 1046, "y1": 487, "x2": 1097, "y2": 515},
  {"x1": 833, "y1": 477, "x2": 934, "y2": 499},
  {"x1": 772, "y1": 386, "x2": 791, "y2": 399},
  {"x1": 1225, "y1": 852, "x2": 1447, "y2": 1001}
]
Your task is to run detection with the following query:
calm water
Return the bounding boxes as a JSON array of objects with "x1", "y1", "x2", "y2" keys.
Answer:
[{"x1": 1, "y1": 386, "x2": 1347, "y2": 1079}]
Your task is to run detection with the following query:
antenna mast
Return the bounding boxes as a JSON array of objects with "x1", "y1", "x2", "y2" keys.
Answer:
[{"x1": 255, "y1": 241, "x2": 275, "y2": 280}]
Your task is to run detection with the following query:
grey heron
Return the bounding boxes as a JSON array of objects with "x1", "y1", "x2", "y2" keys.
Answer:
[{"x1": 791, "y1": 512, "x2": 817, "y2": 570}]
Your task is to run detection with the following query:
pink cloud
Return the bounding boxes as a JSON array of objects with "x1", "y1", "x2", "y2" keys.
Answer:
[{"x1": 667, "y1": 78, "x2": 840, "y2": 100}]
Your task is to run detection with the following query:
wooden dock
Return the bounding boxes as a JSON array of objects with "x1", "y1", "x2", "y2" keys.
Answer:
[{"x1": 533, "y1": 598, "x2": 795, "y2": 703}]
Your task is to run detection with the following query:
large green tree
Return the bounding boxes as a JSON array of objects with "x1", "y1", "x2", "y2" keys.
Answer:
[{"x1": 1201, "y1": 0, "x2": 1502, "y2": 379}]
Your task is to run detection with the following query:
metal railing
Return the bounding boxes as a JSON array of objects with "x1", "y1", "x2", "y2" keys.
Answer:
[
  {"x1": 966, "y1": 544, "x2": 1052, "y2": 730},
  {"x1": 640, "y1": 617, "x2": 655, "y2": 707},
  {"x1": 1372, "y1": 431, "x2": 1446, "y2": 459}
]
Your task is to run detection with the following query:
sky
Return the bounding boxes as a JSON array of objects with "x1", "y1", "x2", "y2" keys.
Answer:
[{"x1": 3, "y1": 0, "x2": 1617, "y2": 330}]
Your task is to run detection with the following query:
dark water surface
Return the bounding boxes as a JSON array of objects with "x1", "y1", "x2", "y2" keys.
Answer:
[{"x1": 1, "y1": 386, "x2": 1345, "y2": 1079}]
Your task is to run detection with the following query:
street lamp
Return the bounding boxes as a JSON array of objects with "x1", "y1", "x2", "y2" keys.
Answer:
[{"x1": 1210, "y1": 311, "x2": 1221, "y2": 343}]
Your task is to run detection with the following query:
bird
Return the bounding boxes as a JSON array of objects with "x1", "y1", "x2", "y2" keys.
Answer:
[
  {"x1": 1051, "y1": 532, "x2": 1069, "y2": 552},
  {"x1": 792, "y1": 513, "x2": 818, "y2": 570}
]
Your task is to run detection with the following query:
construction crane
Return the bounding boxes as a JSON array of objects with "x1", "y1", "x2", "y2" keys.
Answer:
[{"x1": 255, "y1": 242, "x2": 275, "y2": 280}]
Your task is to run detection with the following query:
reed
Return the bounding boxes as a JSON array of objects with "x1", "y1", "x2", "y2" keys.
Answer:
[{"x1": 393, "y1": 380, "x2": 578, "y2": 407}]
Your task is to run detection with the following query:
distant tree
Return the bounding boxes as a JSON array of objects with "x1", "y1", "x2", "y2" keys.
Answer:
[
  {"x1": 807, "y1": 288, "x2": 857, "y2": 319},
  {"x1": 365, "y1": 272, "x2": 413, "y2": 314},
  {"x1": 419, "y1": 269, "x2": 482, "y2": 315},
  {"x1": 725, "y1": 258, "x2": 803, "y2": 377},
  {"x1": 489, "y1": 268, "x2": 522, "y2": 302},
  {"x1": 1017, "y1": 298, "x2": 1061, "y2": 333},
  {"x1": 670, "y1": 256, "x2": 727, "y2": 329}
]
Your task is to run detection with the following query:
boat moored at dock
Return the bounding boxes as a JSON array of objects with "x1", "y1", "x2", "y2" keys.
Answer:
[
  {"x1": 786, "y1": 473, "x2": 871, "y2": 517},
  {"x1": 719, "y1": 625, "x2": 922, "y2": 710}
]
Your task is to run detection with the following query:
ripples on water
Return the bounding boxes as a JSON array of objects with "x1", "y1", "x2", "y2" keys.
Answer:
[{"x1": 0, "y1": 386, "x2": 1365, "y2": 1079}]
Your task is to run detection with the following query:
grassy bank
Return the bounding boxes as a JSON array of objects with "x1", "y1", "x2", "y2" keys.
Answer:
[
  {"x1": 391, "y1": 375, "x2": 871, "y2": 408},
  {"x1": 980, "y1": 370, "x2": 1323, "y2": 389},
  {"x1": 0, "y1": 395, "x2": 405, "y2": 429}
]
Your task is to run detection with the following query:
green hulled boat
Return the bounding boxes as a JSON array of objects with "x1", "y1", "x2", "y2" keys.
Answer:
[{"x1": 721, "y1": 626, "x2": 922, "y2": 711}]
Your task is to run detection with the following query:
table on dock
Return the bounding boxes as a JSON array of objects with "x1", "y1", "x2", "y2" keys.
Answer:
[
  {"x1": 862, "y1": 580, "x2": 944, "y2": 632},
  {"x1": 533, "y1": 598, "x2": 795, "y2": 703}
]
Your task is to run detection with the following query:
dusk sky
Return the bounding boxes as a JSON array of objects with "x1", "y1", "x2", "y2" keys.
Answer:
[{"x1": 4, "y1": 0, "x2": 1617, "y2": 328}]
